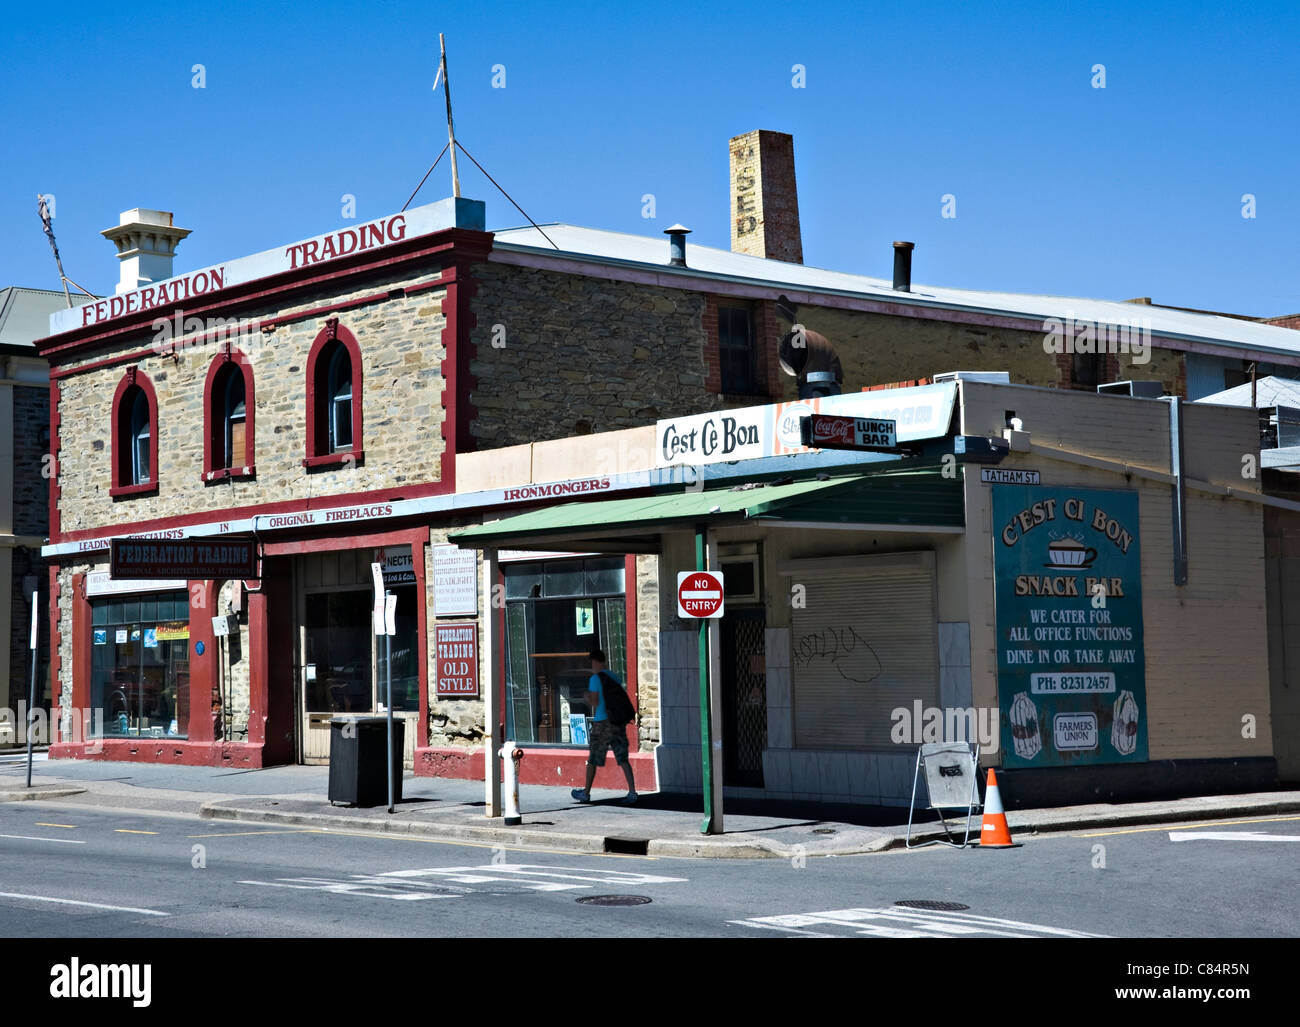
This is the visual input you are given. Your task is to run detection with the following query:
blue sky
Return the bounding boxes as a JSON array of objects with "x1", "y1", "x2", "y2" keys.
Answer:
[{"x1": 4, "y1": 0, "x2": 1299, "y2": 315}]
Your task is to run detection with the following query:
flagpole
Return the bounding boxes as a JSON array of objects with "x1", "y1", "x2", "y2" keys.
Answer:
[{"x1": 439, "y1": 34, "x2": 461, "y2": 199}]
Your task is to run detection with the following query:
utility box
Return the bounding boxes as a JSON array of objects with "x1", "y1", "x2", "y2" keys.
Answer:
[{"x1": 328, "y1": 716, "x2": 403, "y2": 807}]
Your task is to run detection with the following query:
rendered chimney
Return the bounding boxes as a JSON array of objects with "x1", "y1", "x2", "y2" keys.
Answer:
[
  {"x1": 101, "y1": 209, "x2": 191, "y2": 294},
  {"x1": 729, "y1": 130, "x2": 803, "y2": 264}
]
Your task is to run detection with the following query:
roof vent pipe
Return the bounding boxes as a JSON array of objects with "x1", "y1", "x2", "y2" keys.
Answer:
[
  {"x1": 893, "y1": 240, "x2": 914, "y2": 292},
  {"x1": 665, "y1": 224, "x2": 691, "y2": 267}
]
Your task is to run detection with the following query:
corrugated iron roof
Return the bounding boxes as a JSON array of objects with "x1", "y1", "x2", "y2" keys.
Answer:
[
  {"x1": 0, "y1": 286, "x2": 75, "y2": 351},
  {"x1": 492, "y1": 223, "x2": 1300, "y2": 360},
  {"x1": 1196, "y1": 375, "x2": 1300, "y2": 408}
]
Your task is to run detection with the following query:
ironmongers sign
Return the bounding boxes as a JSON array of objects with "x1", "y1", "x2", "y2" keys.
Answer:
[
  {"x1": 110, "y1": 537, "x2": 258, "y2": 580},
  {"x1": 992, "y1": 486, "x2": 1147, "y2": 768}
]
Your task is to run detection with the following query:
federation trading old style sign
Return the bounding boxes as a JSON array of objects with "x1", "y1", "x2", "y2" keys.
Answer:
[
  {"x1": 677, "y1": 571, "x2": 725, "y2": 618},
  {"x1": 110, "y1": 538, "x2": 257, "y2": 580},
  {"x1": 992, "y1": 486, "x2": 1147, "y2": 768}
]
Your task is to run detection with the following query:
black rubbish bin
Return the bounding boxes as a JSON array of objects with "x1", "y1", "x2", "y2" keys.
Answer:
[{"x1": 328, "y1": 715, "x2": 404, "y2": 807}]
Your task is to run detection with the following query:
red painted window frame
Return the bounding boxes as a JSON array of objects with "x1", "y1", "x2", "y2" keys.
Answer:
[
  {"x1": 303, "y1": 318, "x2": 364, "y2": 469},
  {"x1": 110, "y1": 367, "x2": 159, "y2": 498},
  {"x1": 203, "y1": 347, "x2": 257, "y2": 483}
]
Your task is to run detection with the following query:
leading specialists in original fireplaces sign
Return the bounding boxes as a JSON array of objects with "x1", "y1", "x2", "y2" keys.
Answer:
[{"x1": 992, "y1": 486, "x2": 1147, "y2": 768}]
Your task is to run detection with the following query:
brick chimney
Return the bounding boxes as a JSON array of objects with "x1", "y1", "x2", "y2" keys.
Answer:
[
  {"x1": 729, "y1": 130, "x2": 803, "y2": 264},
  {"x1": 101, "y1": 209, "x2": 191, "y2": 294}
]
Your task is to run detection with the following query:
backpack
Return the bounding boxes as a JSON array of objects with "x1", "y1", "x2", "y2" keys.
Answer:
[{"x1": 597, "y1": 670, "x2": 635, "y2": 727}]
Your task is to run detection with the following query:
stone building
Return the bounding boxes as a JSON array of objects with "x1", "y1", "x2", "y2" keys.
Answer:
[
  {"x1": 1, "y1": 286, "x2": 65, "y2": 739},
  {"x1": 34, "y1": 130, "x2": 1300, "y2": 798}
]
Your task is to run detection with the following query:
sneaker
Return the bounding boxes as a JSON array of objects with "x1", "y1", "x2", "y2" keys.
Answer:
[
  {"x1": 619, "y1": 792, "x2": 638, "y2": 806},
  {"x1": 571, "y1": 788, "x2": 591, "y2": 803}
]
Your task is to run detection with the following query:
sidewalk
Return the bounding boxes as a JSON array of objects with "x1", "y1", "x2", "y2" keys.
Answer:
[{"x1": 3, "y1": 759, "x2": 1299, "y2": 858}]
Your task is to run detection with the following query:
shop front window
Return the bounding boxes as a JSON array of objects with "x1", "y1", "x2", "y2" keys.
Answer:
[
  {"x1": 90, "y1": 590, "x2": 190, "y2": 739},
  {"x1": 503, "y1": 557, "x2": 627, "y2": 746},
  {"x1": 304, "y1": 585, "x2": 419, "y2": 714}
]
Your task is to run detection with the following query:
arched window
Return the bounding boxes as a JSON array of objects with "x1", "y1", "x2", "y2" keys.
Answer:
[
  {"x1": 127, "y1": 388, "x2": 150, "y2": 483},
  {"x1": 110, "y1": 369, "x2": 159, "y2": 497},
  {"x1": 304, "y1": 319, "x2": 363, "y2": 468},
  {"x1": 203, "y1": 351, "x2": 256, "y2": 481},
  {"x1": 326, "y1": 344, "x2": 352, "y2": 452}
]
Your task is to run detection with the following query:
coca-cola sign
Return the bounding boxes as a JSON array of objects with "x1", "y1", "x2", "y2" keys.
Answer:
[{"x1": 800, "y1": 414, "x2": 898, "y2": 451}]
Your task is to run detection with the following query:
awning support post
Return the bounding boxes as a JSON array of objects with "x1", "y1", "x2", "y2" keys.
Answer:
[{"x1": 697, "y1": 528, "x2": 724, "y2": 834}]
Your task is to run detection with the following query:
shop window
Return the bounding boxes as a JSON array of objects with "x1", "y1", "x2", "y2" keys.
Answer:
[
  {"x1": 304, "y1": 319, "x2": 364, "y2": 469},
  {"x1": 89, "y1": 590, "x2": 190, "y2": 738},
  {"x1": 303, "y1": 585, "x2": 419, "y2": 715},
  {"x1": 502, "y1": 556, "x2": 629, "y2": 746},
  {"x1": 719, "y1": 303, "x2": 759, "y2": 395},
  {"x1": 110, "y1": 369, "x2": 159, "y2": 497},
  {"x1": 203, "y1": 351, "x2": 256, "y2": 482}
]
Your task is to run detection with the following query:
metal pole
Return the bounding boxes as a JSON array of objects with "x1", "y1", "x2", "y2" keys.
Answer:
[
  {"x1": 482, "y1": 548, "x2": 502, "y2": 817},
  {"x1": 706, "y1": 531, "x2": 724, "y2": 834},
  {"x1": 696, "y1": 530, "x2": 714, "y2": 834},
  {"x1": 386, "y1": 591, "x2": 394, "y2": 814},
  {"x1": 26, "y1": 591, "x2": 38, "y2": 788},
  {"x1": 439, "y1": 34, "x2": 461, "y2": 199}
]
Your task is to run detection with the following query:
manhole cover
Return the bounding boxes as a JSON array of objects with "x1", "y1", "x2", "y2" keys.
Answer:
[
  {"x1": 812, "y1": 828, "x2": 836, "y2": 835},
  {"x1": 576, "y1": 894, "x2": 653, "y2": 906},
  {"x1": 894, "y1": 900, "x2": 970, "y2": 911}
]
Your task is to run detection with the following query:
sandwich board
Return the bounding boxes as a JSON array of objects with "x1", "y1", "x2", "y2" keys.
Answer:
[{"x1": 905, "y1": 742, "x2": 982, "y2": 848}]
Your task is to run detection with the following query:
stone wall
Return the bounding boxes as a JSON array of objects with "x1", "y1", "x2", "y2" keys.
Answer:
[
  {"x1": 12, "y1": 382, "x2": 49, "y2": 537},
  {"x1": 635, "y1": 554, "x2": 660, "y2": 748},
  {"x1": 55, "y1": 268, "x2": 448, "y2": 535},
  {"x1": 468, "y1": 263, "x2": 715, "y2": 449}
]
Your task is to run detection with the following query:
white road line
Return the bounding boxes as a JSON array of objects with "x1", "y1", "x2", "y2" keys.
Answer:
[
  {"x1": 0, "y1": 834, "x2": 86, "y2": 845},
  {"x1": 1169, "y1": 831, "x2": 1300, "y2": 843},
  {"x1": 0, "y1": 891, "x2": 168, "y2": 916},
  {"x1": 730, "y1": 907, "x2": 1108, "y2": 939}
]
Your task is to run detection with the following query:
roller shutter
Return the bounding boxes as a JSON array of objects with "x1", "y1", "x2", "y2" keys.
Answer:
[{"x1": 789, "y1": 552, "x2": 938, "y2": 750}]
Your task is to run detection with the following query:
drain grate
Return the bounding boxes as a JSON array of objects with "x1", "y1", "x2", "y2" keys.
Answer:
[
  {"x1": 894, "y1": 900, "x2": 970, "y2": 911},
  {"x1": 812, "y1": 828, "x2": 836, "y2": 835},
  {"x1": 576, "y1": 894, "x2": 653, "y2": 906}
]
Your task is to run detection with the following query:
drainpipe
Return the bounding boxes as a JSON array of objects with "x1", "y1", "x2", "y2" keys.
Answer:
[{"x1": 1163, "y1": 398, "x2": 1188, "y2": 585}]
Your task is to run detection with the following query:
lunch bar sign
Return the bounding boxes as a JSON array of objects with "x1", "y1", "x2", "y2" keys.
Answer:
[{"x1": 50, "y1": 198, "x2": 476, "y2": 335}]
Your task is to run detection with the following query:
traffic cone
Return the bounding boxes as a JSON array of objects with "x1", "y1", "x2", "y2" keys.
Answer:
[{"x1": 979, "y1": 768, "x2": 1019, "y2": 848}]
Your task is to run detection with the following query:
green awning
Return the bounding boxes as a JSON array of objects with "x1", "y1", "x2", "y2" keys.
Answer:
[{"x1": 450, "y1": 469, "x2": 963, "y2": 551}]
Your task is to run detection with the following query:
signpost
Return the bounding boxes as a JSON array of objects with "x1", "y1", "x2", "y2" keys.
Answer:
[
  {"x1": 680, "y1": 564, "x2": 725, "y2": 834},
  {"x1": 25, "y1": 591, "x2": 38, "y2": 789},
  {"x1": 372, "y1": 563, "x2": 396, "y2": 814}
]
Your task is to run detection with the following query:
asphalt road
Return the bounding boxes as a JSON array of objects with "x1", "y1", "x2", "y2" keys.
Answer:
[{"x1": 0, "y1": 801, "x2": 1296, "y2": 939}]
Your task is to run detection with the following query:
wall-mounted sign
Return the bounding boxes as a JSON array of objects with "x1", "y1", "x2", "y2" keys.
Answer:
[
  {"x1": 799, "y1": 414, "x2": 898, "y2": 451},
  {"x1": 657, "y1": 382, "x2": 957, "y2": 468},
  {"x1": 86, "y1": 571, "x2": 188, "y2": 596},
  {"x1": 435, "y1": 623, "x2": 479, "y2": 697},
  {"x1": 110, "y1": 538, "x2": 257, "y2": 580},
  {"x1": 51, "y1": 199, "x2": 475, "y2": 335},
  {"x1": 993, "y1": 486, "x2": 1147, "y2": 768},
  {"x1": 433, "y1": 544, "x2": 478, "y2": 616},
  {"x1": 374, "y1": 545, "x2": 415, "y2": 586},
  {"x1": 982, "y1": 468, "x2": 1041, "y2": 485}
]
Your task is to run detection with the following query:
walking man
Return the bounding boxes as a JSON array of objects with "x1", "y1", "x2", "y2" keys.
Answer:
[{"x1": 571, "y1": 649, "x2": 638, "y2": 805}]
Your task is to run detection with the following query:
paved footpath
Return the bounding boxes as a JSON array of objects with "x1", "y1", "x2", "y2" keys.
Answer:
[{"x1": 3, "y1": 753, "x2": 1299, "y2": 859}]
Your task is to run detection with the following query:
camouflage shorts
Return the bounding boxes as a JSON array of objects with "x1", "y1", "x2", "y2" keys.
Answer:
[{"x1": 587, "y1": 719, "x2": 630, "y2": 768}]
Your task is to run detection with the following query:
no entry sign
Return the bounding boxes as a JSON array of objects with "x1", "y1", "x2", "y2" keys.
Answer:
[{"x1": 678, "y1": 571, "x2": 725, "y2": 619}]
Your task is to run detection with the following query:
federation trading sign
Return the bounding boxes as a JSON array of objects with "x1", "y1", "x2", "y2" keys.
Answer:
[
  {"x1": 677, "y1": 571, "x2": 725, "y2": 619},
  {"x1": 799, "y1": 415, "x2": 898, "y2": 451},
  {"x1": 110, "y1": 538, "x2": 257, "y2": 580}
]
